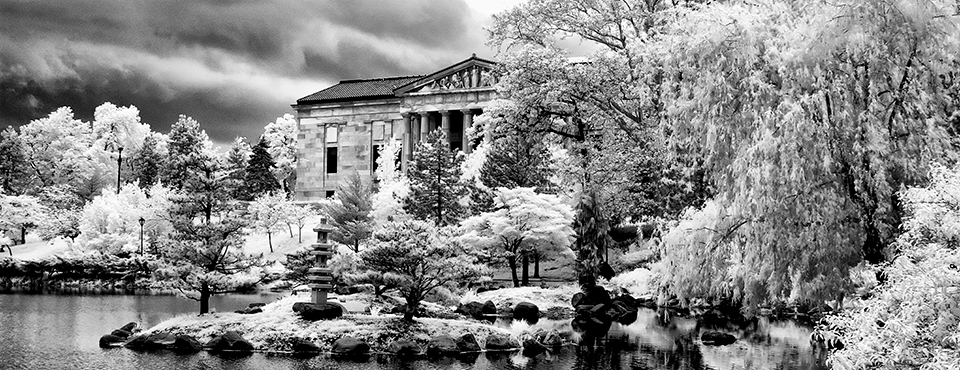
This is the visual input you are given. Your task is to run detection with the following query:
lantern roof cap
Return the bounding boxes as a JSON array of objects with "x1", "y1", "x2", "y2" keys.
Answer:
[{"x1": 313, "y1": 220, "x2": 336, "y2": 233}]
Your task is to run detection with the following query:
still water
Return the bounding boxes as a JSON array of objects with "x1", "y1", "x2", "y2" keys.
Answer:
[{"x1": 0, "y1": 291, "x2": 828, "y2": 370}]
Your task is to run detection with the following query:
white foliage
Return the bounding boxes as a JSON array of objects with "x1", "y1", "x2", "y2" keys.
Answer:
[
  {"x1": 369, "y1": 139, "x2": 410, "y2": 225},
  {"x1": 263, "y1": 114, "x2": 298, "y2": 186},
  {"x1": 77, "y1": 183, "x2": 175, "y2": 253}
]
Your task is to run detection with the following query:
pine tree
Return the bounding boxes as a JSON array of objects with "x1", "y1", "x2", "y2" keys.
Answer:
[
  {"x1": 481, "y1": 134, "x2": 552, "y2": 191},
  {"x1": 405, "y1": 131, "x2": 466, "y2": 226},
  {"x1": 225, "y1": 137, "x2": 251, "y2": 199},
  {"x1": 243, "y1": 138, "x2": 279, "y2": 200},
  {"x1": 323, "y1": 171, "x2": 373, "y2": 252},
  {"x1": 131, "y1": 134, "x2": 165, "y2": 189},
  {"x1": 0, "y1": 127, "x2": 31, "y2": 194},
  {"x1": 162, "y1": 115, "x2": 209, "y2": 191}
]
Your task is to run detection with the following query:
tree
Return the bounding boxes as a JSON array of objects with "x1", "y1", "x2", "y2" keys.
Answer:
[
  {"x1": 329, "y1": 243, "x2": 400, "y2": 297},
  {"x1": 370, "y1": 139, "x2": 410, "y2": 225},
  {"x1": 249, "y1": 192, "x2": 288, "y2": 253},
  {"x1": 162, "y1": 115, "x2": 211, "y2": 191},
  {"x1": 461, "y1": 187, "x2": 575, "y2": 287},
  {"x1": 481, "y1": 135, "x2": 553, "y2": 192},
  {"x1": 35, "y1": 184, "x2": 86, "y2": 242},
  {"x1": 0, "y1": 194, "x2": 44, "y2": 245},
  {"x1": 224, "y1": 137, "x2": 251, "y2": 199},
  {"x1": 243, "y1": 138, "x2": 280, "y2": 200},
  {"x1": 828, "y1": 164, "x2": 960, "y2": 369},
  {"x1": 0, "y1": 127, "x2": 31, "y2": 195},
  {"x1": 156, "y1": 216, "x2": 266, "y2": 314},
  {"x1": 360, "y1": 220, "x2": 484, "y2": 320},
  {"x1": 405, "y1": 131, "x2": 466, "y2": 226},
  {"x1": 286, "y1": 204, "x2": 317, "y2": 243},
  {"x1": 262, "y1": 114, "x2": 298, "y2": 193},
  {"x1": 78, "y1": 183, "x2": 175, "y2": 252},
  {"x1": 323, "y1": 171, "x2": 373, "y2": 252},
  {"x1": 17, "y1": 107, "x2": 102, "y2": 191},
  {"x1": 651, "y1": 0, "x2": 960, "y2": 309},
  {"x1": 130, "y1": 133, "x2": 166, "y2": 189}
]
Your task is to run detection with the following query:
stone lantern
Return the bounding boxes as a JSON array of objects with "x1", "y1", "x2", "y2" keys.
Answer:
[{"x1": 308, "y1": 218, "x2": 336, "y2": 304}]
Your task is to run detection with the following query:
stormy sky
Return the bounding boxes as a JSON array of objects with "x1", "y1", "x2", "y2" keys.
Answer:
[{"x1": 0, "y1": 0, "x2": 533, "y2": 145}]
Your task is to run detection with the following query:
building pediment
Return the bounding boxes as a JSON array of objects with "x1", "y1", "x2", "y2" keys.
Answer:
[{"x1": 394, "y1": 54, "x2": 497, "y2": 95}]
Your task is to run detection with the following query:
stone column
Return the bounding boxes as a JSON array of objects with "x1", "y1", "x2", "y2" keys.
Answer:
[
  {"x1": 419, "y1": 112, "x2": 429, "y2": 140},
  {"x1": 440, "y1": 110, "x2": 451, "y2": 141},
  {"x1": 401, "y1": 113, "x2": 412, "y2": 173},
  {"x1": 461, "y1": 109, "x2": 473, "y2": 153}
]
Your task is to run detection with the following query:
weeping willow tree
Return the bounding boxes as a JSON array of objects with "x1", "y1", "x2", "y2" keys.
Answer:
[{"x1": 653, "y1": 0, "x2": 960, "y2": 309}]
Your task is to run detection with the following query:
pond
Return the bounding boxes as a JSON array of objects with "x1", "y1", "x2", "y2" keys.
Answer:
[{"x1": 0, "y1": 290, "x2": 828, "y2": 370}]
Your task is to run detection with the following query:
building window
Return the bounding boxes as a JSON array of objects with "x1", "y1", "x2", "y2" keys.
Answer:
[
  {"x1": 373, "y1": 122, "x2": 385, "y2": 141},
  {"x1": 372, "y1": 144, "x2": 383, "y2": 173},
  {"x1": 325, "y1": 190, "x2": 335, "y2": 198},
  {"x1": 325, "y1": 125, "x2": 338, "y2": 143},
  {"x1": 326, "y1": 147, "x2": 338, "y2": 174}
]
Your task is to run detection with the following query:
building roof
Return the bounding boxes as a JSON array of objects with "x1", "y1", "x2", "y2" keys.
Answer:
[{"x1": 296, "y1": 75, "x2": 423, "y2": 104}]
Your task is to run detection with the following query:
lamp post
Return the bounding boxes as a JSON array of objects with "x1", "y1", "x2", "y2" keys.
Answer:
[
  {"x1": 116, "y1": 147, "x2": 124, "y2": 194},
  {"x1": 138, "y1": 217, "x2": 145, "y2": 255}
]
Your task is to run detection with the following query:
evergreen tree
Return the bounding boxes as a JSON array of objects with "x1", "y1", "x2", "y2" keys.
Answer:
[
  {"x1": 131, "y1": 134, "x2": 164, "y2": 189},
  {"x1": 243, "y1": 138, "x2": 279, "y2": 200},
  {"x1": 162, "y1": 115, "x2": 209, "y2": 191},
  {"x1": 225, "y1": 137, "x2": 251, "y2": 199},
  {"x1": 323, "y1": 171, "x2": 373, "y2": 252},
  {"x1": 0, "y1": 127, "x2": 31, "y2": 194},
  {"x1": 405, "y1": 131, "x2": 466, "y2": 226},
  {"x1": 481, "y1": 134, "x2": 552, "y2": 191}
]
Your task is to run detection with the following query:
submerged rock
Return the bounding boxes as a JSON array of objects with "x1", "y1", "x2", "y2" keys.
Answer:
[
  {"x1": 125, "y1": 332, "x2": 176, "y2": 351},
  {"x1": 701, "y1": 331, "x2": 737, "y2": 346},
  {"x1": 331, "y1": 336, "x2": 370, "y2": 356},
  {"x1": 291, "y1": 338, "x2": 321, "y2": 356},
  {"x1": 455, "y1": 333, "x2": 481, "y2": 352},
  {"x1": 207, "y1": 331, "x2": 254, "y2": 353},
  {"x1": 481, "y1": 301, "x2": 498, "y2": 317},
  {"x1": 387, "y1": 339, "x2": 421, "y2": 357},
  {"x1": 455, "y1": 302, "x2": 486, "y2": 320},
  {"x1": 426, "y1": 335, "x2": 459, "y2": 356},
  {"x1": 98, "y1": 334, "x2": 124, "y2": 348},
  {"x1": 119, "y1": 322, "x2": 139, "y2": 333},
  {"x1": 110, "y1": 329, "x2": 132, "y2": 339},
  {"x1": 484, "y1": 333, "x2": 519, "y2": 351},
  {"x1": 542, "y1": 330, "x2": 563, "y2": 347},
  {"x1": 172, "y1": 335, "x2": 203, "y2": 353},
  {"x1": 521, "y1": 337, "x2": 547, "y2": 357}
]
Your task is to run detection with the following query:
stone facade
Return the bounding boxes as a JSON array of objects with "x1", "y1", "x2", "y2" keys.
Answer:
[{"x1": 292, "y1": 55, "x2": 497, "y2": 201}]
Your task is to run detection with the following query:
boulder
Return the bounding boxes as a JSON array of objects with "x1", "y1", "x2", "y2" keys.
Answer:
[
  {"x1": 386, "y1": 339, "x2": 421, "y2": 357},
  {"x1": 98, "y1": 334, "x2": 124, "y2": 348},
  {"x1": 701, "y1": 331, "x2": 737, "y2": 346},
  {"x1": 481, "y1": 300, "x2": 498, "y2": 317},
  {"x1": 521, "y1": 337, "x2": 547, "y2": 357},
  {"x1": 295, "y1": 302, "x2": 345, "y2": 321},
  {"x1": 585, "y1": 286, "x2": 611, "y2": 306},
  {"x1": 613, "y1": 293, "x2": 637, "y2": 308},
  {"x1": 426, "y1": 335, "x2": 459, "y2": 356},
  {"x1": 455, "y1": 302, "x2": 485, "y2": 320},
  {"x1": 172, "y1": 335, "x2": 203, "y2": 353},
  {"x1": 291, "y1": 338, "x2": 321, "y2": 355},
  {"x1": 484, "y1": 333, "x2": 519, "y2": 351},
  {"x1": 456, "y1": 333, "x2": 481, "y2": 352},
  {"x1": 248, "y1": 302, "x2": 266, "y2": 309},
  {"x1": 125, "y1": 332, "x2": 176, "y2": 351},
  {"x1": 110, "y1": 329, "x2": 132, "y2": 339},
  {"x1": 513, "y1": 302, "x2": 540, "y2": 324},
  {"x1": 119, "y1": 322, "x2": 139, "y2": 332},
  {"x1": 331, "y1": 336, "x2": 370, "y2": 356},
  {"x1": 207, "y1": 331, "x2": 255, "y2": 353}
]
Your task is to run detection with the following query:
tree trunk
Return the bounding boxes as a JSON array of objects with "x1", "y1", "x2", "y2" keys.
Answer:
[
  {"x1": 403, "y1": 296, "x2": 419, "y2": 321},
  {"x1": 354, "y1": 240, "x2": 360, "y2": 253},
  {"x1": 508, "y1": 256, "x2": 519, "y2": 287},
  {"x1": 521, "y1": 253, "x2": 529, "y2": 286},
  {"x1": 268, "y1": 231, "x2": 273, "y2": 253},
  {"x1": 374, "y1": 285, "x2": 383, "y2": 297},
  {"x1": 200, "y1": 282, "x2": 211, "y2": 314},
  {"x1": 287, "y1": 223, "x2": 294, "y2": 238},
  {"x1": 534, "y1": 252, "x2": 540, "y2": 278},
  {"x1": 20, "y1": 225, "x2": 26, "y2": 245},
  {"x1": 298, "y1": 227, "x2": 302, "y2": 243}
]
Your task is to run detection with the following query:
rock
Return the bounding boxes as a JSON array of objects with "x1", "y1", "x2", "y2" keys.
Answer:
[
  {"x1": 246, "y1": 307, "x2": 263, "y2": 314},
  {"x1": 172, "y1": 335, "x2": 203, "y2": 353},
  {"x1": 542, "y1": 331, "x2": 563, "y2": 347},
  {"x1": 455, "y1": 302, "x2": 485, "y2": 320},
  {"x1": 613, "y1": 293, "x2": 637, "y2": 308},
  {"x1": 482, "y1": 300, "x2": 498, "y2": 317},
  {"x1": 291, "y1": 338, "x2": 321, "y2": 355},
  {"x1": 207, "y1": 331, "x2": 254, "y2": 353},
  {"x1": 598, "y1": 262, "x2": 615, "y2": 280},
  {"x1": 521, "y1": 337, "x2": 547, "y2": 357},
  {"x1": 585, "y1": 286, "x2": 611, "y2": 306},
  {"x1": 296, "y1": 302, "x2": 345, "y2": 320},
  {"x1": 456, "y1": 333, "x2": 481, "y2": 352},
  {"x1": 331, "y1": 336, "x2": 370, "y2": 356},
  {"x1": 636, "y1": 296, "x2": 657, "y2": 309},
  {"x1": 513, "y1": 302, "x2": 540, "y2": 324},
  {"x1": 98, "y1": 334, "x2": 124, "y2": 348},
  {"x1": 248, "y1": 302, "x2": 266, "y2": 308},
  {"x1": 484, "y1": 333, "x2": 519, "y2": 351},
  {"x1": 701, "y1": 331, "x2": 737, "y2": 346},
  {"x1": 119, "y1": 322, "x2": 139, "y2": 332},
  {"x1": 125, "y1": 332, "x2": 176, "y2": 351},
  {"x1": 387, "y1": 339, "x2": 421, "y2": 357},
  {"x1": 110, "y1": 329, "x2": 132, "y2": 339},
  {"x1": 426, "y1": 335, "x2": 459, "y2": 356},
  {"x1": 545, "y1": 306, "x2": 574, "y2": 320},
  {"x1": 571, "y1": 292, "x2": 586, "y2": 307}
]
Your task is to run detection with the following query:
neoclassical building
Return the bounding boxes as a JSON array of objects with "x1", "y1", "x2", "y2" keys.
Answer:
[{"x1": 292, "y1": 54, "x2": 497, "y2": 200}]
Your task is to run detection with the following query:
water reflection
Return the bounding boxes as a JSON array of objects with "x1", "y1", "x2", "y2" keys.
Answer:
[{"x1": 0, "y1": 291, "x2": 826, "y2": 370}]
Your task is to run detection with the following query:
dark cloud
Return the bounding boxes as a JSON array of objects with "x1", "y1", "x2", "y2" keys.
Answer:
[{"x1": 0, "y1": 0, "x2": 490, "y2": 143}]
